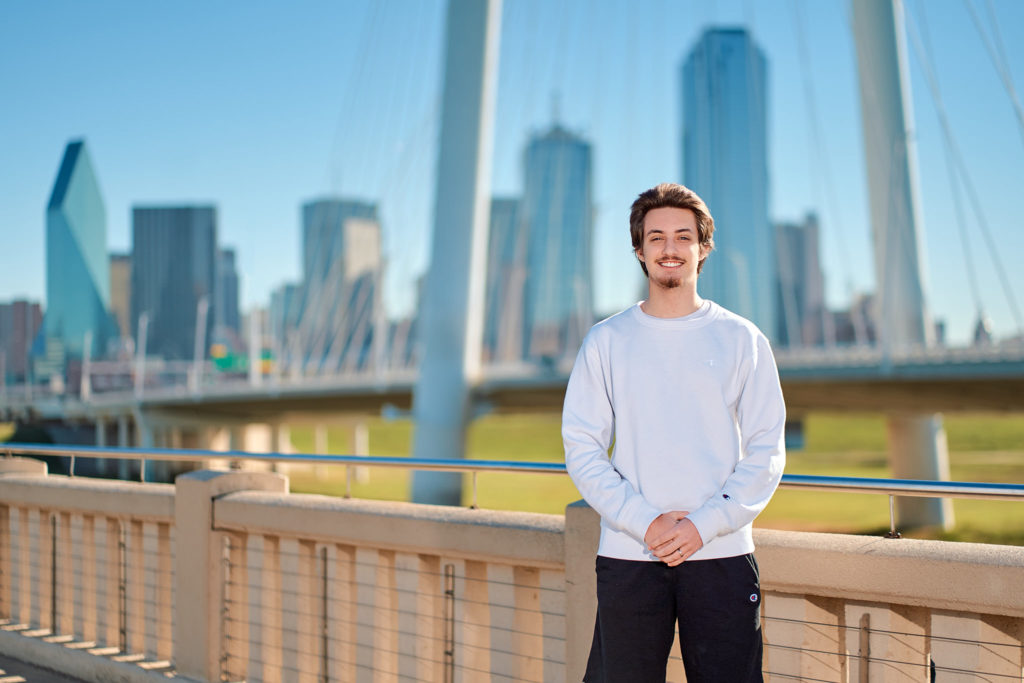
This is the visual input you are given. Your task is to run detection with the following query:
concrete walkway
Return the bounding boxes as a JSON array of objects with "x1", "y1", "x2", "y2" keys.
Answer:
[{"x1": 0, "y1": 654, "x2": 88, "y2": 683}]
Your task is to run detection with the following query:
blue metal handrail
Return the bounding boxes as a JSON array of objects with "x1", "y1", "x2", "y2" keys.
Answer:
[{"x1": 4, "y1": 442, "x2": 1023, "y2": 534}]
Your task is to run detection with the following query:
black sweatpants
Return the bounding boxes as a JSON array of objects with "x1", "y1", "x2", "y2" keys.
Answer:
[{"x1": 583, "y1": 554, "x2": 763, "y2": 683}]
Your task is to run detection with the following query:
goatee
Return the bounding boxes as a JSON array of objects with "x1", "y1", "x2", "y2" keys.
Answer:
[{"x1": 655, "y1": 276, "x2": 681, "y2": 289}]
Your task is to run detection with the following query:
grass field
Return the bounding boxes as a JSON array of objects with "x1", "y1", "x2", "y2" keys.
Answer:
[{"x1": 282, "y1": 412, "x2": 1024, "y2": 545}]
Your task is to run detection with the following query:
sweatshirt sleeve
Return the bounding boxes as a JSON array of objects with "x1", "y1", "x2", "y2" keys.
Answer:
[
  {"x1": 562, "y1": 334, "x2": 663, "y2": 543},
  {"x1": 685, "y1": 332, "x2": 786, "y2": 545}
]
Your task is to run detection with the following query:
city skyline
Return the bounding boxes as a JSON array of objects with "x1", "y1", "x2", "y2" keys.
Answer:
[{"x1": 2, "y1": 1, "x2": 1023, "y2": 346}]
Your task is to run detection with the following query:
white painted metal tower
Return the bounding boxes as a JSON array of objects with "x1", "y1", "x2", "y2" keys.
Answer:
[
  {"x1": 851, "y1": 0, "x2": 952, "y2": 529},
  {"x1": 410, "y1": 0, "x2": 502, "y2": 504}
]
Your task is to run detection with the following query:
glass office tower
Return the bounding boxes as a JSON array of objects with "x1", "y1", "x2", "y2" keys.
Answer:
[
  {"x1": 775, "y1": 213, "x2": 827, "y2": 347},
  {"x1": 483, "y1": 197, "x2": 526, "y2": 363},
  {"x1": 681, "y1": 28, "x2": 776, "y2": 339},
  {"x1": 43, "y1": 140, "x2": 117, "y2": 361},
  {"x1": 216, "y1": 248, "x2": 241, "y2": 340},
  {"x1": 296, "y1": 198, "x2": 382, "y2": 372},
  {"x1": 521, "y1": 125, "x2": 594, "y2": 362},
  {"x1": 131, "y1": 206, "x2": 217, "y2": 360}
]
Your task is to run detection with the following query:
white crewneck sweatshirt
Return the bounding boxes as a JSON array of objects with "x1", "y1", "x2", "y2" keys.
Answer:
[{"x1": 562, "y1": 300, "x2": 786, "y2": 562}]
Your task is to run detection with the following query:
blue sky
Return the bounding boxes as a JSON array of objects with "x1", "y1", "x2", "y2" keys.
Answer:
[{"x1": 2, "y1": 0, "x2": 1022, "y2": 345}]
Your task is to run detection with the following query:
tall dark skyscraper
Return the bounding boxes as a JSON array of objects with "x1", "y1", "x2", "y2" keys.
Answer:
[
  {"x1": 109, "y1": 252, "x2": 131, "y2": 341},
  {"x1": 681, "y1": 28, "x2": 776, "y2": 339},
  {"x1": 216, "y1": 248, "x2": 241, "y2": 342},
  {"x1": 0, "y1": 300, "x2": 43, "y2": 382},
  {"x1": 775, "y1": 214, "x2": 826, "y2": 347},
  {"x1": 41, "y1": 140, "x2": 117, "y2": 363},
  {"x1": 521, "y1": 124, "x2": 594, "y2": 361},
  {"x1": 483, "y1": 197, "x2": 526, "y2": 363},
  {"x1": 131, "y1": 206, "x2": 217, "y2": 360}
]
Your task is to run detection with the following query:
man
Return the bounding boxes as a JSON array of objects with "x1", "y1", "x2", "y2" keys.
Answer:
[{"x1": 563, "y1": 182, "x2": 786, "y2": 682}]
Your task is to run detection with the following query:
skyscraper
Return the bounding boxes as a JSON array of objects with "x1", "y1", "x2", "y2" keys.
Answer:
[
  {"x1": 41, "y1": 140, "x2": 117, "y2": 362},
  {"x1": 131, "y1": 206, "x2": 217, "y2": 361},
  {"x1": 270, "y1": 282, "x2": 301, "y2": 370},
  {"x1": 681, "y1": 28, "x2": 776, "y2": 339},
  {"x1": 521, "y1": 124, "x2": 594, "y2": 361},
  {"x1": 775, "y1": 213, "x2": 826, "y2": 347},
  {"x1": 0, "y1": 300, "x2": 43, "y2": 383},
  {"x1": 215, "y1": 248, "x2": 241, "y2": 342},
  {"x1": 295, "y1": 198, "x2": 382, "y2": 373},
  {"x1": 109, "y1": 252, "x2": 131, "y2": 341},
  {"x1": 302, "y1": 199, "x2": 379, "y2": 291},
  {"x1": 482, "y1": 197, "x2": 526, "y2": 363}
]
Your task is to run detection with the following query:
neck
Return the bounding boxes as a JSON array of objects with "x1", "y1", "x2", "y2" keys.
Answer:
[{"x1": 641, "y1": 281, "x2": 703, "y2": 318}]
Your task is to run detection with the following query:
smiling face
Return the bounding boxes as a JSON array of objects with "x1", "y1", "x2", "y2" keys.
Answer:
[{"x1": 635, "y1": 206, "x2": 709, "y2": 291}]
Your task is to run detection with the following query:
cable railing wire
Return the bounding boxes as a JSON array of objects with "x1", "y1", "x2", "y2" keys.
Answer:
[
  {"x1": 763, "y1": 621, "x2": 1023, "y2": 680},
  {"x1": 763, "y1": 614, "x2": 1024, "y2": 650}
]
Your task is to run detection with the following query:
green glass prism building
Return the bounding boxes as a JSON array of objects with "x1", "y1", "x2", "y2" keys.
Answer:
[{"x1": 42, "y1": 140, "x2": 117, "y2": 362}]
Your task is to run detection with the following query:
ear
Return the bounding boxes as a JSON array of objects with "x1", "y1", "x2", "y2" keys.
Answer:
[
  {"x1": 698, "y1": 242, "x2": 710, "y2": 260},
  {"x1": 635, "y1": 246, "x2": 645, "y2": 263}
]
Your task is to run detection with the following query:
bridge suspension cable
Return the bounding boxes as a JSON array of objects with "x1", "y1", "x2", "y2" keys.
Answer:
[
  {"x1": 791, "y1": 0, "x2": 865, "y2": 346},
  {"x1": 963, "y1": 0, "x2": 1024, "y2": 150},
  {"x1": 906, "y1": 3, "x2": 1024, "y2": 337},
  {"x1": 909, "y1": 3, "x2": 984, "y2": 323}
]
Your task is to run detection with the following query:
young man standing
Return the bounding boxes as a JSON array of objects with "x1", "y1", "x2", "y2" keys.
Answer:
[{"x1": 563, "y1": 183, "x2": 786, "y2": 682}]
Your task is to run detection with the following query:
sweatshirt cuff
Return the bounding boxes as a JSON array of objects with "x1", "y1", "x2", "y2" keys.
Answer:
[
  {"x1": 626, "y1": 502, "x2": 664, "y2": 544},
  {"x1": 685, "y1": 499, "x2": 730, "y2": 545}
]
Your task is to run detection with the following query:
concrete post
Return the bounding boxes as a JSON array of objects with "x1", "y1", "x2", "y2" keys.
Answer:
[
  {"x1": 314, "y1": 423, "x2": 328, "y2": 455},
  {"x1": 564, "y1": 500, "x2": 600, "y2": 683},
  {"x1": 117, "y1": 415, "x2": 129, "y2": 448},
  {"x1": 353, "y1": 420, "x2": 369, "y2": 484},
  {"x1": 314, "y1": 423, "x2": 328, "y2": 478},
  {"x1": 888, "y1": 413, "x2": 953, "y2": 528},
  {"x1": 0, "y1": 457, "x2": 48, "y2": 476},
  {"x1": 173, "y1": 470, "x2": 288, "y2": 682},
  {"x1": 851, "y1": 0, "x2": 951, "y2": 529},
  {"x1": 271, "y1": 423, "x2": 292, "y2": 474},
  {"x1": 133, "y1": 408, "x2": 154, "y2": 448},
  {"x1": 94, "y1": 417, "x2": 107, "y2": 447},
  {"x1": 117, "y1": 415, "x2": 131, "y2": 480},
  {"x1": 410, "y1": 0, "x2": 502, "y2": 504},
  {"x1": 94, "y1": 416, "x2": 108, "y2": 476}
]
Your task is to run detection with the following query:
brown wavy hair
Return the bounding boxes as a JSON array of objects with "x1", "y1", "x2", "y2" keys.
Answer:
[{"x1": 629, "y1": 183, "x2": 715, "y2": 276}]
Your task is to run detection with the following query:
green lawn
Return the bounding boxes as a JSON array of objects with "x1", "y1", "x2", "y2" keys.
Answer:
[{"x1": 283, "y1": 412, "x2": 1024, "y2": 544}]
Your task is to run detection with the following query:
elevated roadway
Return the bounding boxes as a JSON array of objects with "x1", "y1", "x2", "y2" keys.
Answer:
[{"x1": 5, "y1": 345, "x2": 1024, "y2": 424}]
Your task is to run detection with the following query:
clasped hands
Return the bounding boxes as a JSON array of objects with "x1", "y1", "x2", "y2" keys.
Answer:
[{"x1": 644, "y1": 511, "x2": 703, "y2": 567}]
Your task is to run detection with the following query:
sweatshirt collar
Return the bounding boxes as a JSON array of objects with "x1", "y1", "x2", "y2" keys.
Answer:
[{"x1": 631, "y1": 299, "x2": 717, "y2": 329}]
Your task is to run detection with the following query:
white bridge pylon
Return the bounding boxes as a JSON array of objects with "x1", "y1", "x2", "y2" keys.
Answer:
[
  {"x1": 409, "y1": 0, "x2": 502, "y2": 505},
  {"x1": 852, "y1": 0, "x2": 952, "y2": 529}
]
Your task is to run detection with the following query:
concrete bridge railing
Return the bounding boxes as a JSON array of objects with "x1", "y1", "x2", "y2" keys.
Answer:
[{"x1": 0, "y1": 457, "x2": 1022, "y2": 682}]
